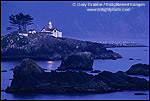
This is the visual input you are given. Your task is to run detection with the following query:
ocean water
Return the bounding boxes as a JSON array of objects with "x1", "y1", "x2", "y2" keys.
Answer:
[{"x1": 1, "y1": 47, "x2": 149, "y2": 100}]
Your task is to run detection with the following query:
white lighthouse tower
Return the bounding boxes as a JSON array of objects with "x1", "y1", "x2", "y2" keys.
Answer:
[{"x1": 48, "y1": 21, "x2": 52, "y2": 29}]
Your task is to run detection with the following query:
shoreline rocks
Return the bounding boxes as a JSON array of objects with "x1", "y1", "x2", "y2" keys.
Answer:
[
  {"x1": 129, "y1": 58, "x2": 134, "y2": 60},
  {"x1": 10, "y1": 68, "x2": 14, "y2": 71},
  {"x1": 1, "y1": 89, "x2": 5, "y2": 92},
  {"x1": 125, "y1": 63, "x2": 149, "y2": 76},
  {"x1": 90, "y1": 70, "x2": 101, "y2": 73},
  {"x1": 1, "y1": 70, "x2": 7, "y2": 72},
  {"x1": 5, "y1": 59, "x2": 149, "y2": 94},
  {"x1": 134, "y1": 93, "x2": 147, "y2": 95}
]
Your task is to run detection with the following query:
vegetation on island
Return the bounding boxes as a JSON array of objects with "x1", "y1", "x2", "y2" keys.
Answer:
[{"x1": 7, "y1": 13, "x2": 33, "y2": 33}]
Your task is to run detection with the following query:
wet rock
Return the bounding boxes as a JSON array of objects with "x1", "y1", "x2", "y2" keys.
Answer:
[
  {"x1": 95, "y1": 71, "x2": 149, "y2": 90},
  {"x1": 10, "y1": 68, "x2": 14, "y2": 71},
  {"x1": 112, "y1": 57, "x2": 117, "y2": 60},
  {"x1": 1, "y1": 89, "x2": 5, "y2": 92},
  {"x1": 129, "y1": 58, "x2": 134, "y2": 60},
  {"x1": 112, "y1": 58, "x2": 116, "y2": 60},
  {"x1": 42, "y1": 68, "x2": 48, "y2": 70},
  {"x1": 143, "y1": 74, "x2": 149, "y2": 76},
  {"x1": 56, "y1": 67, "x2": 64, "y2": 71},
  {"x1": 90, "y1": 70, "x2": 101, "y2": 73},
  {"x1": 125, "y1": 63, "x2": 149, "y2": 76},
  {"x1": 134, "y1": 93, "x2": 147, "y2": 95},
  {"x1": 1, "y1": 70, "x2": 7, "y2": 72},
  {"x1": 57, "y1": 52, "x2": 94, "y2": 71},
  {"x1": 136, "y1": 59, "x2": 141, "y2": 60}
]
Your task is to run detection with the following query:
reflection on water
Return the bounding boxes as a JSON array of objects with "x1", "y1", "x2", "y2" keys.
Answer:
[
  {"x1": 47, "y1": 61, "x2": 54, "y2": 70},
  {"x1": 36, "y1": 61, "x2": 61, "y2": 71},
  {"x1": 47, "y1": 61, "x2": 53, "y2": 64}
]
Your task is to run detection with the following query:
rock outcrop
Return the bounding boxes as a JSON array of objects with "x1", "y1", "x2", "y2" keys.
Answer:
[
  {"x1": 129, "y1": 58, "x2": 134, "y2": 60},
  {"x1": 90, "y1": 70, "x2": 101, "y2": 73},
  {"x1": 5, "y1": 58, "x2": 51, "y2": 92},
  {"x1": 57, "y1": 52, "x2": 94, "y2": 71},
  {"x1": 1, "y1": 33, "x2": 122, "y2": 60},
  {"x1": 134, "y1": 93, "x2": 147, "y2": 95},
  {"x1": 125, "y1": 63, "x2": 149, "y2": 76},
  {"x1": 95, "y1": 71, "x2": 149, "y2": 90},
  {"x1": 5, "y1": 59, "x2": 149, "y2": 94},
  {"x1": 1, "y1": 70, "x2": 7, "y2": 72}
]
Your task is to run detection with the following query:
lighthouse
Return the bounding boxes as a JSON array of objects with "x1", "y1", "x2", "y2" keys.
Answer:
[
  {"x1": 48, "y1": 21, "x2": 52, "y2": 29},
  {"x1": 41, "y1": 21, "x2": 62, "y2": 38}
]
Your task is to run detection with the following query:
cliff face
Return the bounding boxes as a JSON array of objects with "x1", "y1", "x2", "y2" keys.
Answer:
[{"x1": 1, "y1": 32, "x2": 122, "y2": 60}]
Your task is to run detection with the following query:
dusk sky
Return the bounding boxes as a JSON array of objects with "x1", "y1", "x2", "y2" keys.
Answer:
[{"x1": 1, "y1": 1, "x2": 149, "y2": 40}]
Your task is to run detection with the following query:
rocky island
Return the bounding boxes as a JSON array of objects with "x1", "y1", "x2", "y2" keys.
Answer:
[
  {"x1": 5, "y1": 58, "x2": 149, "y2": 94},
  {"x1": 126, "y1": 63, "x2": 149, "y2": 76},
  {"x1": 1, "y1": 32, "x2": 122, "y2": 60}
]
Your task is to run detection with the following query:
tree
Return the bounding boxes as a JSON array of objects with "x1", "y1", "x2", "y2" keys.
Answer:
[{"x1": 9, "y1": 13, "x2": 33, "y2": 33}]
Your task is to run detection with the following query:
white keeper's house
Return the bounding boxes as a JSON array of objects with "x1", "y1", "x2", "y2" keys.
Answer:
[{"x1": 41, "y1": 21, "x2": 62, "y2": 38}]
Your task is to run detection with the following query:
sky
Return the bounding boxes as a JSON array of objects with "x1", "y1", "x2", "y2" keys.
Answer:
[{"x1": 1, "y1": 1, "x2": 149, "y2": 40}]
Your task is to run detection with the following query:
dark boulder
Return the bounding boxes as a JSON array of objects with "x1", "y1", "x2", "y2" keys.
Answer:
[
  {"x1": 112, "y1": 58, "x2": 117, "y2": 60},
  {"x1": 10, "y1": 68, "x2": 14, "y2": 71},
  {"x1": 5, "y1": 58, "x2": 51, "y2": 93},
  {"x1": 42, "y1": 68, "x2": 48, "y2": 70},
  {"x1": 136, "y1": 59, "x2": 141, "y2": 60},
  {"x1": 95, "y1": 71, "x2": 149, "y2": 90},
  {"x1": 125, "y1": 63, "x2": 149, "y2": 76},
  {"x1": 90, "y1": 70, "x2": 101, "y2": 73},
  {"x1": 57, "y1": 52, "x2": 94, "y2": 71},
  {"x1": 129, "y1": 58, "x2": 134, "y2": 60},
  {"x1": 1, "y1": 89, "x2": 5, "y2": 92},
  {"x1": 1, "y1": 70, "x2": 7, "y2": 72},
  {"x1": 134, "y1": 93, "x2": 147, "y2": 95}
]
